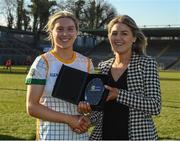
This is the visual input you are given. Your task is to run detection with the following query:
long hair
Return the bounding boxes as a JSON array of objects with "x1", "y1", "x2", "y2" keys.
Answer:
[
  {"x1": 44, "y1": 11, "x2": 79, "y2": 48},
  {"x1": 107, "y1": 15, "x2": 147, "y2": 55}
]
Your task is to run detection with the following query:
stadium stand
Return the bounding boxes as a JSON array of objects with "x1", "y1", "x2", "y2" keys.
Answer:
[
  {"x1": 0, "y1": 26, "x2": 180, "y2": 70},
  {"x1": 146, "y1": 39, "x2": 180, "y2": 70},
  {"x1": 0, "y1": 27, "x2": 42, "y2": 65},
  {"x1": 82, "y1": 27, "x2": 180, "y2": 70},
  {"x1": 86, "y1": 40, "x2": 113, "y2": 66}
]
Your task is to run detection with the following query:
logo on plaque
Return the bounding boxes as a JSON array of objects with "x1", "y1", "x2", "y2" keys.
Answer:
[{"x1": 85, "y1": 78, "x2": 105, "y2": 105}]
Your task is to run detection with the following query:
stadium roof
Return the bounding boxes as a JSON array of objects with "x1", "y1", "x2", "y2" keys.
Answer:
[
  {"x1": 1, "y1": 25, "x2": 180, "y2": 37},
  {"x1": 80, "y1": 27, "x2": 180, "y2": 37}
]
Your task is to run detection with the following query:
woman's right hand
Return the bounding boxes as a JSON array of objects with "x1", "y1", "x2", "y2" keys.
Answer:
[{"x1": 67, "y1": 114, "x2": 91, "y2": 133}]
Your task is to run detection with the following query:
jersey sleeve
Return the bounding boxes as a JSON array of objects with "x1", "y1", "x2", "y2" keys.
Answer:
[{"x1": 25, "y1": 55, "x2": 47, "y2": 85}]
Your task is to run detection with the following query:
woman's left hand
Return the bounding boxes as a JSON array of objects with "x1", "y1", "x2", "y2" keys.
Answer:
[
  {"x1": 77, "y1": 101, "x2": 92, "y2": 116},
  {"x1": 105, "y1": 85, "x2": 119, "y2": 101}
]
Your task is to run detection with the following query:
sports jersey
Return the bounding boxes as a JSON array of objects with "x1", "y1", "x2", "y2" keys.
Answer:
[{"x1": 25, "y1": 50, "x2": 94, "y2": 140}]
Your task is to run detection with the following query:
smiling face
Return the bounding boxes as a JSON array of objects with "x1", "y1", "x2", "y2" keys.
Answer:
[
  {"x1": 52, "y1": 17, "x2": 78, "y2": 50},
  {"x1": 108, "y1": 22, "x2": 136, "y2": 54}
]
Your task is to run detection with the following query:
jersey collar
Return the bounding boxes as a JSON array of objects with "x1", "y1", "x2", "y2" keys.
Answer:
[{"x1": 50, "y1": 50, "x2": 77, "y2": 64}]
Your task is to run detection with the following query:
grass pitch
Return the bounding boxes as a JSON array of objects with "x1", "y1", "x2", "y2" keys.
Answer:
[{"x1": 0, "y1": 66, "x2": 180, "y2": 140}]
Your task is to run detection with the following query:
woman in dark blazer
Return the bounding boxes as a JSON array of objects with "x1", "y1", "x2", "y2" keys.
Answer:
[{"x1": 78, "y1": 15, "x2": 161, "y2": 140}]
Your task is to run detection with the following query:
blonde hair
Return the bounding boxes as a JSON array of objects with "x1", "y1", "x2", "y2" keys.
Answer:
[
  {"x1": 44, "y1": 11, "x2": 79, "y2": 47},
  {"x1": 107, "y1": 15, "x2": 147, "y2": 55}
]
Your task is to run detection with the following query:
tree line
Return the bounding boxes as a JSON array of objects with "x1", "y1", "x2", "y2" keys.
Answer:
[{"x1": 0, "y1": 0, "x2": 117, "y2": 32}]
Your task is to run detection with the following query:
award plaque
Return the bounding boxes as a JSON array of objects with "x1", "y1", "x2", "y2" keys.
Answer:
[
  {"x1": 84, "y1": 78, "x2": 105, "y2": 105},
  {"x1": 52, "y1": 65, "x2": 109, "y2": 110}
]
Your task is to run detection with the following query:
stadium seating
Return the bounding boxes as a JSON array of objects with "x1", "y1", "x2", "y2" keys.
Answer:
[{"x1": 0, "y1": 27, "x2": 179, "y2": 70}]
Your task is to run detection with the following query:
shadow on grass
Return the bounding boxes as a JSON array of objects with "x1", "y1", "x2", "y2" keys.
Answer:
[
  {"x1": 0, "y1": 134, "x2": 36, "y2": 140},
  {"x1": 160, "y1": 78, "x2": 180, "y2": 81},
  {"x1": 0, "y1": 87, "x2": 26, "y2": 91},
  {"x1": 0, "y1": 71, "x2": 27, "y2": 74},
  {"x1": 0, "y1": 135, "x2": 22, "y2": 140},
  {"x1": 159, "y1": 137, "x2": 180, "y2": 140}
]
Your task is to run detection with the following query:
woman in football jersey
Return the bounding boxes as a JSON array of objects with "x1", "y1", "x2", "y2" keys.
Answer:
[{"x1": 25, "y1": 11, "x2": 93, "y2": 140}]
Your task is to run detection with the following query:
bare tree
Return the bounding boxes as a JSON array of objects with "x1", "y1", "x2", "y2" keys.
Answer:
[
  {"x1": 0, "y1": 0, "x2": 30, "y2": 30},
  {"x1": 0, "y1": 0, "x2": 116, "y2": 30},
  {"x1": 0, "y1": 0, "x2": 17, "y2": 28},
  {"x1": 56, "y1": 0, "x2": 117, "y2": 29},
  {"x1": 28, "y1": 0, "x2": 57, "y2": 32},
  {"x1": 7, "y1": 12, "x2": 14, "y2": 29},
  {"x1": 82, "y1": 0, "x2": 117, "y2": 29},
  {"x1": 27, "y1": 0, "x2": 56, "y2": 48},
  {"x1": 16, "y1": 0, "x2": 24, "y2": 30},
  {"x1": 22, "y1": 9, "x2": 31, "y2": 31}
]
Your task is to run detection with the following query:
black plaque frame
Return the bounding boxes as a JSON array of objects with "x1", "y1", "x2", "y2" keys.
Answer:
[{"x1": 52, "y1": 65, "x2": 109, "y2": 110}]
